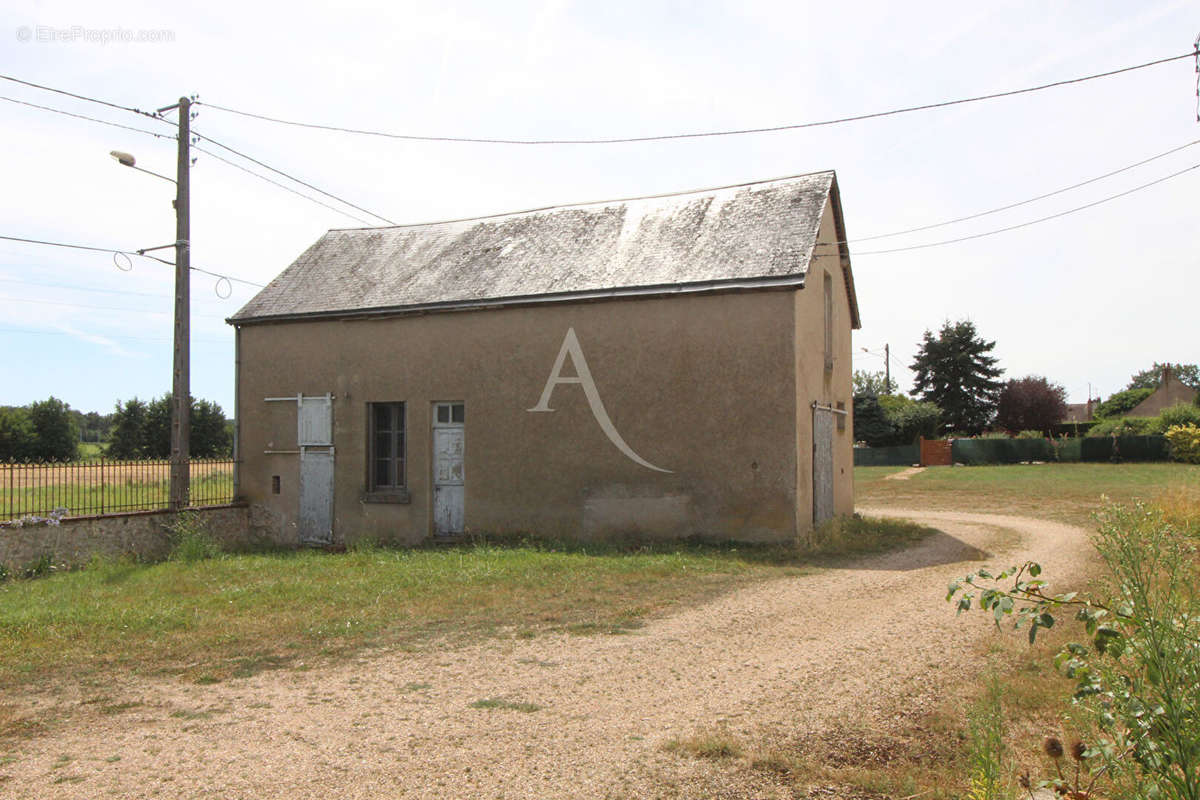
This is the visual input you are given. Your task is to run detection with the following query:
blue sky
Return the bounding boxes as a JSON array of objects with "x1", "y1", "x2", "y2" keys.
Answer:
[{"x1": 1, "y1": 0, "x2": 1197, "y2": 415}]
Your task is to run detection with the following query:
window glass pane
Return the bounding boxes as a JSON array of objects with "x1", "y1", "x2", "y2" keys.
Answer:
[
  {"x1": 374, "y1": 404, "x2": 391, "y2": 432},
  {"x1": 375, "y1": 433, "x2": 391, "y2": 459},
  {"x1": 397, "y1": 402, "x2": 405, "y2": 428},
  {"x1": 452, "y1": 404, "x2": 464, "y2": 423},
  {"x1": 437, "y1": 405, "x2": 450, "y2": 423},
  {"x1": 374, "y1": 459, "x2": 390, "y2": 488}
]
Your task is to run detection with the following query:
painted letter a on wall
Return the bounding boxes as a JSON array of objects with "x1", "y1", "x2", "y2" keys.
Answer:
[{"x1": 528, "y1": 327, "x2": 671, "y2": 473}]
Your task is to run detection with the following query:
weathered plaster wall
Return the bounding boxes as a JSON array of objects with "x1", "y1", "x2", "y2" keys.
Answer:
[
  {"x1": 236, "y1": 290, "x2": 804, "y2": 545},
  {"x1": 793, "y1": 199, "x2": 856, "y2": 537}
]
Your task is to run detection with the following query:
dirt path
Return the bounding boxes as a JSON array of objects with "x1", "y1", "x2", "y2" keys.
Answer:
[{"x1": 1, "y1": 510, "x2": 1094, "y2": 798}]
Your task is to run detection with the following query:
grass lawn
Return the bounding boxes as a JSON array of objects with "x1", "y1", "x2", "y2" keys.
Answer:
[
  {"x1": 856, "y1": 462, "x2": 1200, "y2": 527},
  {"x1": 0, "y1": 517, "x2": 928, "y2": 691}
]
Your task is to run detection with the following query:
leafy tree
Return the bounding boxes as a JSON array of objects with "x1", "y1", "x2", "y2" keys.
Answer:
[
  {"x1": 852, "y1": 395, "x2": 894, "y2": 445},
  {"x1": 110, "y1": 395, "x2": 232, "y2": 459},
  {"x1": 1127, "y1": 362, "x2": 1200, "y2": 391},
  {"x1": 143, "y1": 396, "x2": 173, "y2": 458},
  {"x1": 854, "y1": 394, "x2": 941, "y2": 446},
  {"x1": 884, "y1": 397, "x2": 942, "y2": 443},
  {"x1": 1094, "y1": 388, "x2": 1153, "y2": 419},
  {"x1": 27, "y1": 397, "x2": 79, "y2": 461},
  {"x1": 191, "y1": 398, "x2": 232, "y2": 458},
  {"x1": 0, "y1": 406, "x2": 36, "y2": 460},
  {"x1": 108, "y1": 398, "x2": 150, "y2": 459},
  {"x1": 853, "y1": 369, "x2": 895, "y2": 398},
  {"x1": 994, "y1": 376, "x2": 1068, "y2": 435},
  {"x1": 909, "y1": 320, "x2": 1003, "y2": 435}
]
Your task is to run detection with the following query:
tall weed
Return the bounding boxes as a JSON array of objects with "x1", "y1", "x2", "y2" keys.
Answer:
[{"x1": 166, "y1": 512, "x2": 222, "y2": 562}]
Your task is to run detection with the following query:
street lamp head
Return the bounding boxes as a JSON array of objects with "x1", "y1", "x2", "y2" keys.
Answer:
[{"x1": 109, "y1": 150, "x2": 136, "y2": 167}]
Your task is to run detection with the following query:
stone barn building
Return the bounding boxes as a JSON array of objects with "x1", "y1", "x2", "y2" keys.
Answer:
[{"x1": 228, "y1": 171, "x2": 861, "y2": 546}]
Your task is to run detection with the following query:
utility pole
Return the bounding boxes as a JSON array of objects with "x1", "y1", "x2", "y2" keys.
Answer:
[
  {"x1": 167, "y1": 96, "x2": 191, "y2": 511},
  {"x1": 884, "y1": 343, "x2": 891, "y2": 393}
]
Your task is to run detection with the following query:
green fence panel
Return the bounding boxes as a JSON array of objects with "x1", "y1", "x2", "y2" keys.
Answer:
[
  {"x1": 1054, "y1": 438, "x2": 1082, "y2": 462},
  {"x1": 951, "y1": 438, "x2": 1055, "y2": 465},
  {"x1": 853, "y1": 445, "x2": 920, "y2": 467},
  {"x1": 1081, "y1": 435, "x2": 1169, "y2": 462}
]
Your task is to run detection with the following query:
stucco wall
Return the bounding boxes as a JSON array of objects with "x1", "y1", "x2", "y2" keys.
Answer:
[
  {"x1": 0, "y1": 505, "x2": 280, "y2": 572},
  {"x1": 794, "y1": 200, "x2": 856, "y2": 537},
  {"x1": 236, "y1": 289, "x2": 819, "y2": 545}
]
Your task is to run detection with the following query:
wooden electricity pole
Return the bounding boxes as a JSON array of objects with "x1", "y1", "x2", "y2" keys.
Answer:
[{"x1": 167, "y1": 96, "x2": 191, "y2": 511}]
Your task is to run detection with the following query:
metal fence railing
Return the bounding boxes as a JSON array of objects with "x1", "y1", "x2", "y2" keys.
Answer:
[{"x1": 1, "y1": 458, "x2": 236, "y2": 522}]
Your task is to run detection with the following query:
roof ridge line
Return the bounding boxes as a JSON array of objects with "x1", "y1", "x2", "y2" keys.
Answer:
[{"x1": 328, "y1": 169, "x2": 836, "y2": 232}]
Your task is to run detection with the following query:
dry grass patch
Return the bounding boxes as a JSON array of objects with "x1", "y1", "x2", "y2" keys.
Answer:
[{"x1": 663, "y1": 730, "x2": 745, "y2": 760}]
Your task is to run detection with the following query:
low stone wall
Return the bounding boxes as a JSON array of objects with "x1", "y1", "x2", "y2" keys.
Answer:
[{"x1": 0, "y1": 504, "x2": 288, "y2": 572}]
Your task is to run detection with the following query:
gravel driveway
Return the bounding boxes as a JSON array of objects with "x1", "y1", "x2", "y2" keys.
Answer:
[{"x1": 1, "y1": 509, "x2": 1094, "y2": 798}]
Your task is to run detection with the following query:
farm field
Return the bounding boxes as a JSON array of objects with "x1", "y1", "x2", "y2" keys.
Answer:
[{"x1": 0, "y1": 459, "x2": 234, "y2": 519}]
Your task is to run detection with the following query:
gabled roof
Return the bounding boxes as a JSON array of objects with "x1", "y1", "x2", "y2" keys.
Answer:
[{"x1": 229, "y1": 170, "x2": 860, "y2": 327}]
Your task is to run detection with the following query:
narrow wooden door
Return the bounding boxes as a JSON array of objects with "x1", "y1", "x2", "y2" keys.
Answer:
[
  {"x1": 298, "y1": 394, "x2": 334, "y2": 545},
  {"x1": 812, "y1": 405, "x2": 834, "y2": 527},
  {"x1": 432, "y1": 403, "x2": 465, "y2": 536}
]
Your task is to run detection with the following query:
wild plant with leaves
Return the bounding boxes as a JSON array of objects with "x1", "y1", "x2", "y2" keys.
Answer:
[{"x1": 948, "y1": 502, "x2": 1200, "y2": 800}]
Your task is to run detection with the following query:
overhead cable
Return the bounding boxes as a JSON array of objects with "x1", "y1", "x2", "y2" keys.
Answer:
[
  {"x1": 193, "y1": 145, "x2": 376, "y2": 226},
  {"x1": 0, "y1": 234, "x2": 264, "y2": 288},
  {"x1": 0, "y1": 73, "x2": 159, "y2": 118},
  {"x1": 191, "y1": 131, "x2": 396, "y2": 225},
  {"x1": 830, "y1": 137, "x2": 1200, "y2": 245},
  {"x1": 838, "y1": 162, "x2": 1200, "y2": 256},
  {"x1": 0, "y1": 94, "x2": 175, "y2": 139},
  {"x1": 193, "y1": 49, "x2": 1199, "y2": 145}
]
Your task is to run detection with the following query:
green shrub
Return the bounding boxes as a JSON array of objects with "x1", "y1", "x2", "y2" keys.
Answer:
[
  {"x1": 1094, "y1": 387, "x2": 1153, "y2": 419},
  {"x1": 1151, "y1": 403, "x2": 1200, "y2": 434},
  {"x1": 1165, "y1": 424, "x2": 1200, "y2": 464},
  {"x1": 949, "y1": 502, "x2": 1200, "y2": 800},
  {"x1": 978, "y1": 431, "x2": 1010, "y2": 439},
  {"x1": 1015, "y1": 430, "x2": 1043, "y2": 440},
  {"x1": 166, "y1": 513, "x2": 222, "y2": 562},
  {"x1": 1087, "y1": 416, "x2": 1154, "y2": 437}
]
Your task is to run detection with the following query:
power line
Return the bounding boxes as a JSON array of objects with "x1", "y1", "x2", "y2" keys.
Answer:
[
  {"x1": 0, "y1": 294, "x2": 228, "y2": 319},
  {"x1": 839, "y1": 161, "x2": 1200, "y2": 256},
  {"x1": 0, "y1": 94, "x2": 175, "y2": 139},
  {"x1": 0, "y1": 234, "x2": 264, "y2": 288},
  {"x1": 193, "y1": 145, "x2": 376, "y2": 226},
  {"x1": 194, "y1": 49, "x2": 1199, "y2": 146},
  {"x1": 845, "y1": 137, "x2": 1200, "y2": 243},
  {"x1": 0, "y1": 325, "x2": 227, "y2": 344},
  {"x1": 0, "y1": 276, "x2": 169, "y2": 298},
  {"x1": 0, "y1": 73, "x2": 159, "y2": 118},
  {"x1": 0, "y1": 73, "x2": 393, "y2": 227},
  {"x1": 190, "y1": 130, "x2": 396, "y2": 225}
]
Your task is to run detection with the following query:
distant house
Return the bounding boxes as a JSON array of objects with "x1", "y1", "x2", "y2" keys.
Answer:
[
  {"x1": 1063, "y1": 399, "x2": 1099, "y2": 423},
  {"x1": 1128, "y1": 366, "x2": 1198, "y2": 417},
  {"x1": 227, "y1": 172, "x2": 861, "y2": 547}
]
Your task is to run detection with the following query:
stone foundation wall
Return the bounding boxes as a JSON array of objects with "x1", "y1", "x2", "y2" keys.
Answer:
[{"x1": 0, "y1": 505, "x2": 288, "y2": 572}]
